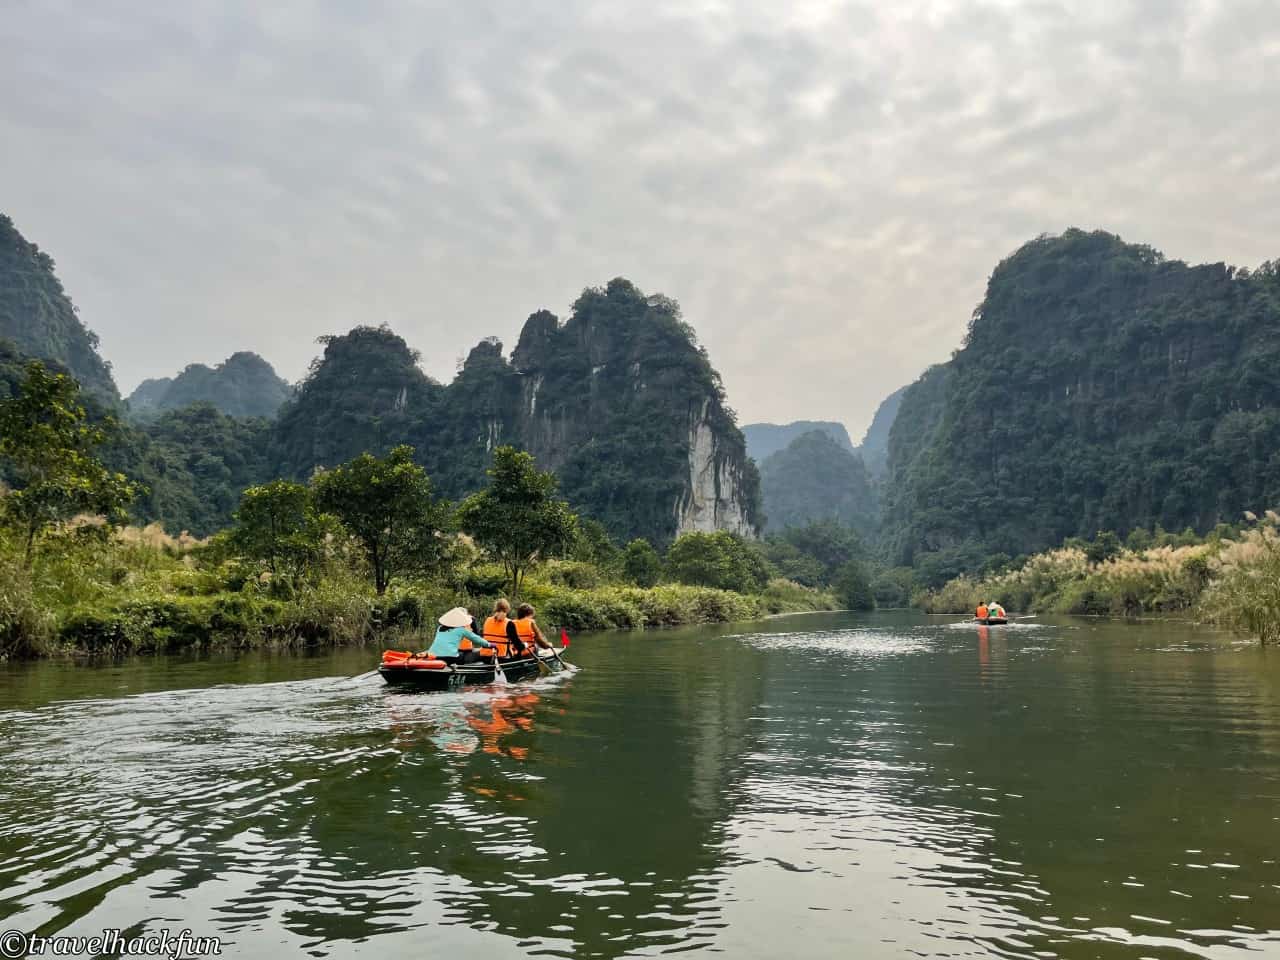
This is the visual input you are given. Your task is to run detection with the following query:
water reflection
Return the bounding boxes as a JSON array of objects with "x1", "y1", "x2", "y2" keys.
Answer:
[{"x1": 0, "y1": 614, "x2": 1277, "y2": 958}]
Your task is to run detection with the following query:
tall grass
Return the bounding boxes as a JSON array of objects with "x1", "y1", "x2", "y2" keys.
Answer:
[
  {"x1": 0, "y1": 521, "x2": 836, "y2": 660},
  {"x1": 920, "y1": 514, "x2": 1280, "y2": 644}
]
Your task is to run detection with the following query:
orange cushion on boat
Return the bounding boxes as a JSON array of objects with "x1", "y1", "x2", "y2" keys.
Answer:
[
  {"x1": 382, "y1": 650, "x2": 412, "y2": 663},
  {"x1": 405, "y1": 658, "x2": 448, "y2": 670}
]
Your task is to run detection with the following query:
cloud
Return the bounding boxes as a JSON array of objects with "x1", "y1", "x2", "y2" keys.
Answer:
[{"x1": 2, "y1": 0, "x2": 1277, "y2": 435}]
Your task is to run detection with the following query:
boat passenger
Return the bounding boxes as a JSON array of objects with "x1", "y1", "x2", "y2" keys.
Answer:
[
  {"x1": 511, "y1": 603, "x2": 552, "y2": 655},
  {"x1": 976, "y1": 602, "x2": 989, "y2": 621},
  {"x1": 482, "y1": 599, "x2": 522, "y2": 659},
  {"x1": 427, "y1": 607, "x2": 491, "y2": 664},
  {"x1": 989, "y1": 601, "x2": 1006, "y2": 620}
]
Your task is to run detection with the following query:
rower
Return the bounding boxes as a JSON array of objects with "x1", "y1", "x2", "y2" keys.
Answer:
[
  {"x1": 511, "y1": 603, "x2": 552, "y2": 656},
  {"x1": 976, "y1": 601, "x2": 989, "y2": 621},
  {"x1": 481, "y1": 599, "x2": 521, "y2": 658}
]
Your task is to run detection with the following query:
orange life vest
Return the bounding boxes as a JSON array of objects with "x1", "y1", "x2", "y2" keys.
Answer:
[
  {"x1": 976, "y1": 604, "x2": 989, "y2": 619},
  {"x1": 512, "y1": 618, "x2": 536, "y2": 654},
  {"x1": 483, "y1": 615, "x2": 515, "y2": 656}
]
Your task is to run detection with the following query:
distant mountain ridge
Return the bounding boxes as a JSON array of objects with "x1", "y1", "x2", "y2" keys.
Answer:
[
  {"x1": 741, "y1": 421, "x2": 854, "y2": 463},
  {"x1": 758, "y1": 430, "x2": 876, "y2": 535},
  {"x1": 126, "y1": 351, "x2": 293, "y2": 420}
]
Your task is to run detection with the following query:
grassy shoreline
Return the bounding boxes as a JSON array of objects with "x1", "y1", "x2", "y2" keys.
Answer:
[
  {"x1": 0, "y1": 526, "x2": 839, "y2": 661},
  {"x1": 916, "y1": 516, "x2": 1280, "y2": 644}
]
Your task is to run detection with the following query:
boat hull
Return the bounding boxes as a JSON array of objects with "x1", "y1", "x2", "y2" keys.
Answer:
[
  {"x1": 379, "y1": 653, "x2": 562, "y2": 691},
  {"x1": 977, "y1": 617, "x2": 1008, "y2": 625}
]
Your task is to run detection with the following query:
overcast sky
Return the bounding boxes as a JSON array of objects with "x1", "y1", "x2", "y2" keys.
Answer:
[{"x1": 3, "y1": 0, "x2": 1277, "y2": 435}]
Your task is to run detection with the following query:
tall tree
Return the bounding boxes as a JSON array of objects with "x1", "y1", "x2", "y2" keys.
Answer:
[
  {"x1": 311, "y1": 445, "x2": 451, "y2": 594},
  {"x1": 230, "y1": 479, "x2": 323, "y2": 577},
  {"x1": 0, "y1": 361, "x2": 136, "y2": 564},
  {"x1": 456, "y1": 446, "x2": 578, "y2": 598}
]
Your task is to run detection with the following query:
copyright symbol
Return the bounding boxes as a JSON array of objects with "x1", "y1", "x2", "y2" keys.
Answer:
[{"x1": 0, "y1": 930, "x2": 27, "y2": 959}]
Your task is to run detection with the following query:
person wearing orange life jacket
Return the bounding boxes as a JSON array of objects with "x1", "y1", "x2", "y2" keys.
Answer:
[
  {"x1": 976, "y1": 602, "x2": 989, "y2": 621},
  {"x1": 481, "y1": 599, "x2": 522, "y2": 659},
  {"x1": 510, "y1": 602, "x2": 553, "y2": 656}
]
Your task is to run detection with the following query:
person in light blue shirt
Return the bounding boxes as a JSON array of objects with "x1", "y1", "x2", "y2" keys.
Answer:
[{"x1": 427, "y1": 606, "x2": 490, "y2": 663}]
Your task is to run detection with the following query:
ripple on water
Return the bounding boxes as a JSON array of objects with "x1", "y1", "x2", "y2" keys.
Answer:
[{"x1": 1, "y1": 614, "x2": 1278, "y2": 959}]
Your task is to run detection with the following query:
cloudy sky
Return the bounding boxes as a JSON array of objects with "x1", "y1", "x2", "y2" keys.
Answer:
[{"x1": 3, "y1": 0, "x2": 1277, "y2": 435}]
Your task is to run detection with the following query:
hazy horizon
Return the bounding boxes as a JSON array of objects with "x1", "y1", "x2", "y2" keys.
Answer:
[{"x1": 5, "y1": 0, "x2": 1277, "y2": 437}]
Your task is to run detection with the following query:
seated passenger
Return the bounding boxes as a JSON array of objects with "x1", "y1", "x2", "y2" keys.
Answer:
[
  {"x1": 482, "y1": 599, "x2": 521, "y2": 659},
  {"x1": 976, "y1": 602, "x2": 989, "y2": 620},
  {"x1": 427, "y1": 607, "x2": 490, "y2": 664}
]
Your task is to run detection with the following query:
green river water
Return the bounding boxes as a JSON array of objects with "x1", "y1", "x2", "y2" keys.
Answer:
[{"x1": 0, "y1": 612, "x2": 1277, "y2": 958}]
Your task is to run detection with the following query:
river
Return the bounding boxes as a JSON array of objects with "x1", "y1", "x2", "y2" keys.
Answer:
[{"x1": 0, "y1": 612, "x2": 1277, "y2": 958}]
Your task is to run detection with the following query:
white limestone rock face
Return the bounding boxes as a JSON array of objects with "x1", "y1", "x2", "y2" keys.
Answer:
[{"x1": 676, "y1": 403, "x2": 753, "y2": 537}]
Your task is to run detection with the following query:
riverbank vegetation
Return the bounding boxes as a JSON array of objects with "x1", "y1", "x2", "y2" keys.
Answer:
[
  {"x1": 0, "y1": 361, "x2": 847, "y2": 660},
  {"x1": 918, "y1": 519, "x2": 1279, "y2": 643}
]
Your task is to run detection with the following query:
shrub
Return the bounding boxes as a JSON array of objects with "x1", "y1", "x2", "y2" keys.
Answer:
[
  {"x1": 621, "y1": 539, "x2": 662, "y2": 587},
  {"x1": 760, "y1": 578, "x2": 837, "y2": 614},
  {"x1": 665, "y1": 531, "x2": 769, "y2": 593},
  {"x1": 834, "y1": 560, "x2": 875, "y2": 611}
]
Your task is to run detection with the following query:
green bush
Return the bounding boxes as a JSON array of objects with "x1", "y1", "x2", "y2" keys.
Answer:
[
  {"x1": 665, "y1": 531, "x2": 769, "y2": 593},
  {"x1": 545, "y1": 560, "x2": 603, "y2": 590},
  {"x1": 834, "y1": 560, "x2": 875, "y2": 611},
  {"x1": 759, "y1": 578, "x2": 837, "y2": 614}
]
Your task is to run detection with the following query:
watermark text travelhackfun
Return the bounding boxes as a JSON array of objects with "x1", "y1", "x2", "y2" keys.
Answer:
[{"x1": 0, "y1": 928, "x2": 222, "y2": 958}]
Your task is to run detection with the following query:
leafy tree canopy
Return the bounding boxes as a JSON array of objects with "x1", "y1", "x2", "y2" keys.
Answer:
[
  {"x1": 0, "y1": 361, "x2": 137, "y2": 563},
  {"x1": 311, "y1": 444, "x2": 452, "y2": 594},
  {"x1": 456, "y1": 445, "x2": 578, "y2": 598},
  {"x1": 664, "y1": 531, "x2": 769, "y2": 594},
  {"x1": 622, "y1": 538, "x2": 662, "y2": 587}
]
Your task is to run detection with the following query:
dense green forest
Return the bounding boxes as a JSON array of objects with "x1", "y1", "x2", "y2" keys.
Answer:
[
  {"x1": 127, "y1": 351, "x2": 292, "y2": 420},
  {"x1": 271, "y1": 280, "x2": 761, "y2": 546},
  {"x1": 10, "y1": 207, "x2": 1280, "y2": 611},
  {"x1": 758, "y1": 430, "x2": 876, "y2": 535},
  {"x1": 883, "y1": 229, "x2": 1280, "y2": 585},
  {"x1": 0, "y1": 356, "x2": 840, "y2": 659},
  {"x1": 0, "y1": 214, "x2": 761, "y2": 546},
  {"x1": 0, "y1": 215, "x2": 119, "y2": 404}
]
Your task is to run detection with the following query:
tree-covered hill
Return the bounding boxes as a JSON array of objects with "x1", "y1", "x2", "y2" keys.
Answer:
[
  {"x1": 0, "y1": 214, "x2": 119, "y2": 405},
  {"x1": 742, "y1": 420, "x2": 854, "y2": 463},
  {"x1": 126, "y1": 352, "x2": 292, "y2": 420},
  {"x1": 856, "y1": 385, "x2": 907, "y2": 479},
  {"x1": 270, "y1": 281, "x2": 761, "y2": 546},
  {"x1": 759, "y1": 430, "x2": 876, "y2": 535},
  {"x1": 884, "y1": 228, "x2": 1280, "y2": 582}
]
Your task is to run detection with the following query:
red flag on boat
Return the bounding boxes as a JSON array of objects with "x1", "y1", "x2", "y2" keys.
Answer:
[{"x1": 560, "y1": 627, "x2": 571, "y2": 648}]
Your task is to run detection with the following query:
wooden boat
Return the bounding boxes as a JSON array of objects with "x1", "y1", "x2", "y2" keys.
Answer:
[
  {"x1": 378, "y1": 649, "x2": 564, "y2": 691},
  {"x1": 977, "y1": 617, "x2": 1008, "y2": 625}
]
